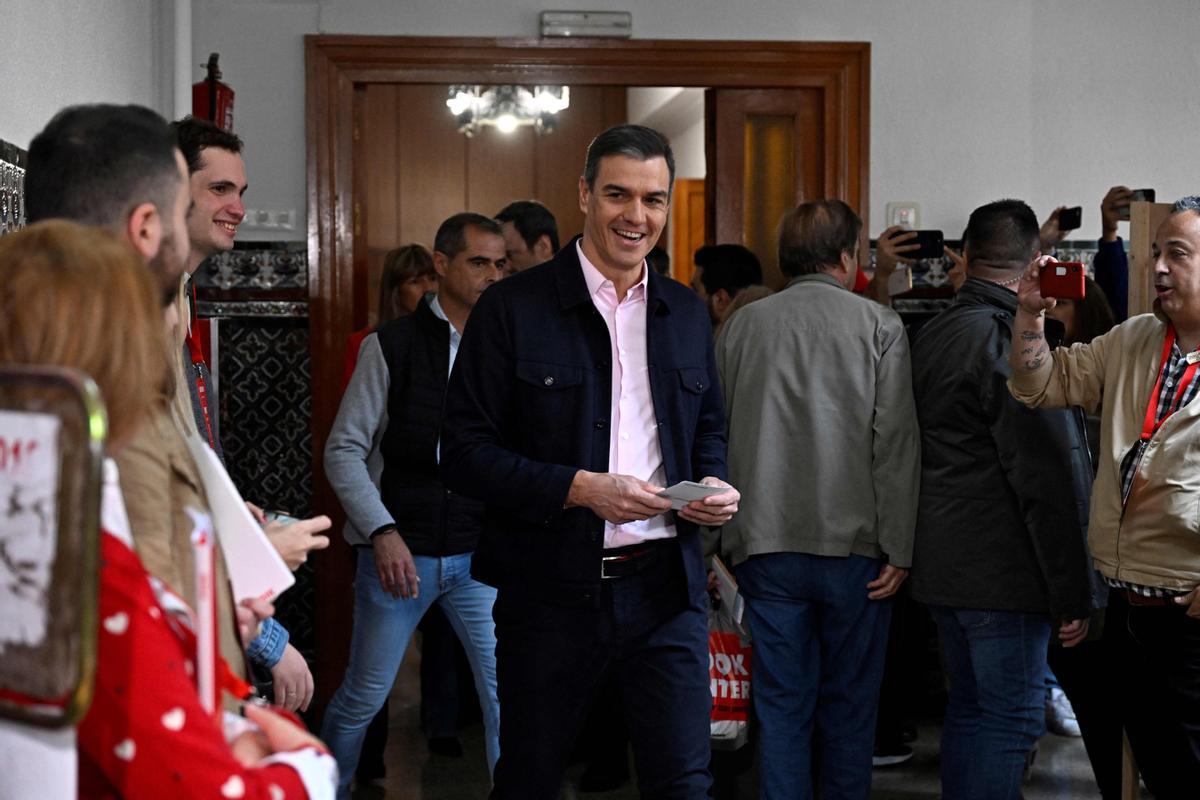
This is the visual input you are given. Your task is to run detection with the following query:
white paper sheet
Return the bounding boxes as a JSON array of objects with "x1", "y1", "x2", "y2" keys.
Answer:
[
  {"x1": 183, "y1": 437, "x2": 294, "y2": 604},
  {"x1": 656, "y1": 480, "x2": 725, "y2": 511}
]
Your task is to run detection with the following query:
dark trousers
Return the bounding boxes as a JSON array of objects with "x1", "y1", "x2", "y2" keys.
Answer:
[
  {"x1": 1047, "y1": 623, "x2": 1122, "y2": 800},
  {"x1": 419, "y1": 604, "x2": 470, "y2": 739},
  {"x1": 1105, "y1": 591, "x2": 1200, "y2": 799},
  {"x1": 489, "y1": 543, "x2": 712, "y2": 800},
  {"x1": 875, "y1": 593, "x2": 922, "y2": 749}
]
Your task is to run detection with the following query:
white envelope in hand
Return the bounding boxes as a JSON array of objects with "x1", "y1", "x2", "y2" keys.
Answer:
[{"x1": 656, "y1": 480, "x2": 725, "y2": 510}]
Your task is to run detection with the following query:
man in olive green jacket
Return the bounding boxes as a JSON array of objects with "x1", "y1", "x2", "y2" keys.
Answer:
[{"x1": 716, "y1": 199, "x2": 919, "y2": 800}]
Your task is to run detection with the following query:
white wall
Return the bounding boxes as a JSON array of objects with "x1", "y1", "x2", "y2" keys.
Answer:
[
  {"x1": 1, "y1": 0, "x2": 164, "y2": 149},
  {"x1": 627, "y1": 87, "x2": 705, "y2": 179},
  {"x1": 190, "y1": 0, "x2": 1200, "y2": 241}
]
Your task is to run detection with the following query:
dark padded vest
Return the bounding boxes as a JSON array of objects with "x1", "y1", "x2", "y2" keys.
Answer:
[{"x1": 376, "y1": 299, "x2": 484, "y2": 556}]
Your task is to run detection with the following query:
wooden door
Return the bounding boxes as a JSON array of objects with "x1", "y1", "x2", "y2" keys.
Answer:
[
  {"x1": 706, "y1": 87, "x2": 863, "y2": 289},
  {"x1": 1128, "y1": 201, "x2": 1173, "y2": 317},
  {"x1": 670, "y1": 178, "x2": 706, "y2": 287},
  {"x1": 352, "y1": 84, "x2": 625, "y2": 330}
]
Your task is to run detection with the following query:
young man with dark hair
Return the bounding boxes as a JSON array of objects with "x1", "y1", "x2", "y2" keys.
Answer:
[
  {"x1": 442, "y1": 124, "x2": 738, "y2": 799},
  {"x1": 911, "y1": 198, "x2": 1094, "y2": 800},
  {"x1": 690, "y1": 243, "x2": 763, "y2": 324},
  {"x1": 717, "y1": 198, "x2": 919, "y2": 799},
  {"x1": 169, "y1": 115, "x2": 329, "y2": 711},
  {"x1": 322, "y1": 212, "x2": 506, "y2": 798},
  {"x1": 495, "y1": 199, "x2": 559, "y2": 273},
  {"x1": 170, "y1": 116, "x2": 247, "y2": 275}
]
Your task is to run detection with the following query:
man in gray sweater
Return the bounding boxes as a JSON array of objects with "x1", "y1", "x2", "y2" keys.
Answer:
[
  {"x1": 320, "y1": 213, "x2": 507, "y2": 798},
  {"x1": 716, "y1": 199, "x2": 920, "y2": 800}
]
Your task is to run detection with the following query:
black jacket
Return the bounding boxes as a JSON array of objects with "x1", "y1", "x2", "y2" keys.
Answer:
[
  {"x1": 375, "y1": 300, "x2": 484, "y2": 556},
  {"x1": 440, "y1": 239, "x2": 728, "y2": 606},
  {"x1": 908, "y1": 278, "x2": 1094, "y2": 621}
]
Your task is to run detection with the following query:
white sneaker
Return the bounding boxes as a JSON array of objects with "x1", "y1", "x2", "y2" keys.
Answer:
[{"x1": 1045, "y1": 687, "x2": 1081, "y2": 737}]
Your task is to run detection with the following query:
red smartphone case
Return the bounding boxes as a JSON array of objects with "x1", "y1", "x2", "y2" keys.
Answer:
[{"x1": 1040, "y1": 261, "x2": 1086, "y2": 300}]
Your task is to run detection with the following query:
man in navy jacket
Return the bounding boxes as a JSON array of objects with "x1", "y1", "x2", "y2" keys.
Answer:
[{"x1": 442, "y1": 124, "x2": 739, "y2": 799}]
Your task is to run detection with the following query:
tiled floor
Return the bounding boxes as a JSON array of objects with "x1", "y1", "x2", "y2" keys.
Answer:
[{"x1": 350, "y1": 648, "x2": 1132, "y2": 799}]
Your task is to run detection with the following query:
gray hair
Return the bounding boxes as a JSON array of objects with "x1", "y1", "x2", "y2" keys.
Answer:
[{"x1": 1171, "y1": 196, "x2": 1200, "y2": 216}]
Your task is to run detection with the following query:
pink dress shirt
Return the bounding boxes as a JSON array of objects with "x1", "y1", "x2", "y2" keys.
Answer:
[{"x1": 577, "y1": 241, "x2": 676, "y2": 548}]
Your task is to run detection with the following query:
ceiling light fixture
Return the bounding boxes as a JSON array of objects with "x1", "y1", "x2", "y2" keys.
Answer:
[{"x1": 446, "y1": 85, "x2": 570, "y2": 137}]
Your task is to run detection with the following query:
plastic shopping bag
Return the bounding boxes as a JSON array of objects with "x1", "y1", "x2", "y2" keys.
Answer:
[{"x1": 709, "y1": 606, "x2": 751, "y2": 750}]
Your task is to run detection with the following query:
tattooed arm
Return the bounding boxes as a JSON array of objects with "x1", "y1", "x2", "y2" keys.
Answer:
[
  {"x1": 1008, "y1": 256, "x2": 1109, "y2": 412},
  {"x1": 1011, "y1": 256, "x2": 1057, "y2": 375},
  {"x1": 1014, "y1": 314, "x2": 1050, "y2": 372}
]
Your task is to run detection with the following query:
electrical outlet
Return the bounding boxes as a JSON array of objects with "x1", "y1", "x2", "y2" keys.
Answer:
[
  {"x1": 242, "y1": 207, "x2": 297, "y2": 232},
  {"x1": 885, "y1": 202, "x2": 921, "y2": 230}
]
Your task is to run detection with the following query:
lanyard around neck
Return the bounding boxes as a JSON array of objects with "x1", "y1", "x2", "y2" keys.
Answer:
[
  {"x1": 1139, "y1": 324, "x2": 1200, "y2": 442},
  {"x1": 185, "y1": 282, "x2": 217, "y2": 449}
]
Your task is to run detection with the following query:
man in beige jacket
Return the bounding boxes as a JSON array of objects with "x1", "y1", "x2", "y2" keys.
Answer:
[{"x1": 1009, "y1": 196, "x2": 1200, "y2": 796}]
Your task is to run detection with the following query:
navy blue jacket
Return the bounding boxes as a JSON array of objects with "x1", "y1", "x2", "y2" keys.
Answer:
[{"x1": 440, "y1": 239, "x2": 728, "y2": 606}]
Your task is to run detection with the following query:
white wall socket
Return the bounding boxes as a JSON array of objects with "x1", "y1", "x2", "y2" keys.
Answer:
[
  {"x1": 243, "y1": 207, "x2": 297, "y2": 232},
  {"x1": 885, "y1": 201, "x2": 921, "y2": 230}
]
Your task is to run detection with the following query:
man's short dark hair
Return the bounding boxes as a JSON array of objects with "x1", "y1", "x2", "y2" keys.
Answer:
[
  {"x1": 777, "y1": 199, "x2": 862, "y2": 278},
  {"x1": 171, "y1": 115, "x2": 244, "y2": 175},
  {"x1": 26, "y1": 104, "x2": 180, "y2": 228},
  {"x1": 583, "y1": 124, "x2": 676, "y2": 191},
  {"x1": 434, "y1": 212, "x2": 503, "y2": 260},
  {"x1": 694, "y1": 244, "x2": 763, "y2": 296},
  {"x1": 495, "y1": 200, "x2": 560, "y2": 252},
  {"x1": 963, "y1": 199, "x2": 1040, "y2": 271},
  {"x1": 646, "y1": 246, "x2": 670, "y2": 276}
]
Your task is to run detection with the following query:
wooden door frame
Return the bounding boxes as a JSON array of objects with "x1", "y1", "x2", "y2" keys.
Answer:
[{"x1": 305, "y1": 34, "x2": 869, "y2": 703}]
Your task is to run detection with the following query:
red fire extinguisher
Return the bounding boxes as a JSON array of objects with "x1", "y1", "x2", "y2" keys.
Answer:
[{"x1": 192, "y1": 53, "x2": 235, "y2": 132}]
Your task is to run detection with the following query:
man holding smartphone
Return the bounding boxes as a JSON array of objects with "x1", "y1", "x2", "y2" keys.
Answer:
[
  {"x1": 1010, "y1": 196, "x2": 1200, "y2": 796},
  {"x1": 910, "y1": 199, "x2": 1095, "y2": 800},
  {"x1": 1094, "y1": 185, "x2": 1139, "y2": 321}
]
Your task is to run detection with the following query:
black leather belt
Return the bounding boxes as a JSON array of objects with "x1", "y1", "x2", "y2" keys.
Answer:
[
  {"x1": 1119, "y1": 588, "x2": 1173, "y2": 608},
  {"x1": 600, "y1": 539, "x2": 674, "y2": 580}
]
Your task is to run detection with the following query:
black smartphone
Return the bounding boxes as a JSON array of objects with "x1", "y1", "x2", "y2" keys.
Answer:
[
  {"x1": 908, "y1": 230, "x2": 944, "y2": 260},
  {"x1": 1118, "y1": 189, "x2": 1156, "y2": 221},
  {"x1": 1058, "y1": 206, "x2": 1082, "y2": 231}
]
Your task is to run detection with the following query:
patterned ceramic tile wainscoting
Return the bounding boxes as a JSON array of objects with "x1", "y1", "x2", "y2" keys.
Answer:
[
  {"x1": 195, "y1": 242, "x2": 317, "y2": 667},
  {"x1": 0, "y1": 140, "x2": 27, "y2": 237}
]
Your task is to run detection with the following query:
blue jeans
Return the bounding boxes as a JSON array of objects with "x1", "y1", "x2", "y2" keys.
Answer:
[
  {"x1": 735, "y1": 553, "x2": 892, "y2": 800},
  {"x1": 928, "y1": 606, "x2": 1050, "y2": 800},
  {"x1": 321, "y1": 549, "x2": 499, "y2": 798}
]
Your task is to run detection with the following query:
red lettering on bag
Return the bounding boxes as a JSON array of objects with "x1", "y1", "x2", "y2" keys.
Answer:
[{"x1": 708, "y1": 631, "x2": 752, "y2": 721}]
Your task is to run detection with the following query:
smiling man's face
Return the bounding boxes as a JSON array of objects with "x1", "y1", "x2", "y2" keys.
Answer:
[
  {"x1": 185, "y1": 145, "x2": 247, "y2": 272},
  {"x1": 578, "y1": 154, "x2": 670, "y2": 278}
]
